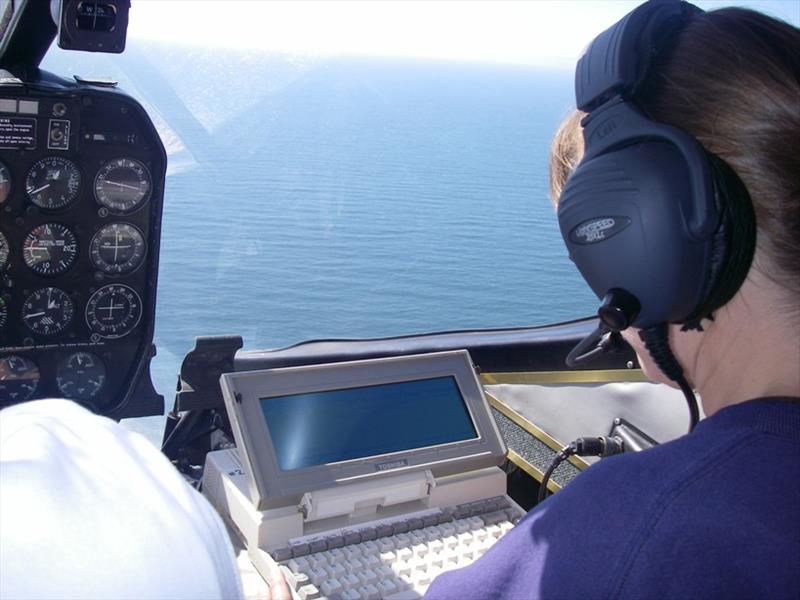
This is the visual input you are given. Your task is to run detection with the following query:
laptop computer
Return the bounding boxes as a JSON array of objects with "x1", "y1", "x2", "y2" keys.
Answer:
[{"x1": 203, "y1": 350, "x2": 523, "y2": 599}]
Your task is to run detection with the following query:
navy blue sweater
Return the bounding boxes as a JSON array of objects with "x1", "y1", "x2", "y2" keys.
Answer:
[{"x1": 425, "y1": 397, "x2": 800, "y2": 599}]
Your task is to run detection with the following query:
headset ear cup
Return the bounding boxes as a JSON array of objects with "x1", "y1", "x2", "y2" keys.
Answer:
[
  {"x1": 558, "y1": 136, "x2": 716, "y2": 329},
  {"x1": 681, "y1": 153, "x2": 757, "y2": 330}
]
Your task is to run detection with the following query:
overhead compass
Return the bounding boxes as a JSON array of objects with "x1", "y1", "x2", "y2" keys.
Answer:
[
  {"x1": 0, "y1": 160, "x2": 11, "y2": 205},
  {"x1": 0, "y1": 356, "x2": 40, "y2": 402},
  {"x1": 0, "y1": 231, "x2": 9, "y2": 270},
  {"x1": 94, "y1": 158, "x2": 152, "y2": 213},
  {"x1": 86, "y1": 284, "x2": 142, "y2": 338},
  {"x1": 57, "y1": 352, "x2": 107, "y2": 400},
  {"x1": 23, "y1": 223, "x2": 78, "y2": 276},
  {"x1": 22, "y1": 287, "x2": 75, "y2": 335},
  {"x1": 90, "y1": 223, "x2": 146, "y2": 274},
  {"x1": 26, "y1": 156, "x2": 81, "y2": 210}
]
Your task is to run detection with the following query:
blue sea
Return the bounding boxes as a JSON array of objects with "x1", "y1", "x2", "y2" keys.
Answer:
[{"x1": 42, "y1": 44, "x2": 598, "y2": 435}]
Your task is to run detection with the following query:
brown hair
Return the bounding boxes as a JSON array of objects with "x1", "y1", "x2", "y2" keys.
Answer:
[
  {"x1": 547, "y1": 110, "x2": 584, "y2": 206},
  {"x1": 549, "y1": 8, "x2": 800, "y2": 309}
]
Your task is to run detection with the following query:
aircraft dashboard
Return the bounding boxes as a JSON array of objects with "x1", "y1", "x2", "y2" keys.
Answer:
[{"x1": 0, "y1": 72, "x2": 165, "y2": 418}]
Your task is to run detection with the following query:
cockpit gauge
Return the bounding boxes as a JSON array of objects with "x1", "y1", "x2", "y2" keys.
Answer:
[
  {"x1": 23, "y1": 224, "x2": 78, "y2": 276},
  {"x1": 25, "y1": 157, "x2": 81, "y2": 210},
  {"x1": 0, "y1": 161, "x2": 11, "y2": 205},
  {"x1": 0, "y1": 297, "x2": 7, "y2": 329},
  {"x1": 86, "y1": 284, "x2": 142, "y2": 338},
  {"x1": 56, "y1": 351, "x2": 106, "y2": 400},
  {"x1": 22, "y1": 287, "x2": 75, "y2": 335},
  {"x1": 89, "y1": 223, "x2": 146, "y2": 274},
  {"x1": 94, "y1": 158, "x2": 152, "y2": 213},
  {"x1": 0, "y1": 355, "x2": 40, "y2": 402},
  {"x1": 0, "y1": 231, "x2": 9, "y2": 270}
]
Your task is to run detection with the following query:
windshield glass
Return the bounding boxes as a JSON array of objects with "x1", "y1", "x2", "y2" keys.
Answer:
[{"x1": 39, "y1": 0, "x2": 797, "y2": 421}]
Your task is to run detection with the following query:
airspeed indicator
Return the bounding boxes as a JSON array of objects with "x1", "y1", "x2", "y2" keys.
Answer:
[
  {"x1": 26, "y1": 156, "x2": 81, "y2": 209},
  {"x1": 86, "y1": 284, "x2": 142, "y2": 338}
]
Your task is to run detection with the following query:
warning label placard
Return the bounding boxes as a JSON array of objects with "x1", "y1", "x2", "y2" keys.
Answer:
[{"x1": 0, "y1": 117, "x2": 36, "y2": 149}]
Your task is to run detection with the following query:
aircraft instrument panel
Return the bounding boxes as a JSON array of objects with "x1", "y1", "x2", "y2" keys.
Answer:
[{"x1": 0, "y1": 72, "x2": 165, "y2": 418}]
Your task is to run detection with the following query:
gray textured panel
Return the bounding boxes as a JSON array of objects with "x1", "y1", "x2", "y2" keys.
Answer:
[
  {"x1": 492, "y1": 408, "x2": 581, "y2": 489},
  {"x1": 485, "y1": 381, "x2": 691, "y2": 447}
]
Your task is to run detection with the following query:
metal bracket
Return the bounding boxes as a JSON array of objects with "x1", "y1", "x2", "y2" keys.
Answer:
[{"x1": 610, "y1": 417, "x2": 659, "y2": 452}]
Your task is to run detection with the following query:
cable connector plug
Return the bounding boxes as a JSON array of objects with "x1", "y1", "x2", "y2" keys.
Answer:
[{"x1": 570, "y1": 435, "x2": 625, "y2": 457}]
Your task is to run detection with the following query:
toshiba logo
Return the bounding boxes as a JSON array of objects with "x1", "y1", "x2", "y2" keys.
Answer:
[{"x1": 375, "y1": 459, "x2": 408, "y2": 471}]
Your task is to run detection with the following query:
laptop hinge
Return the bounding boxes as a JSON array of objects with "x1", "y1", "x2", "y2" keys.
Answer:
[{"x1": 300, "y1": 470, "x2": 435, "y2": 523}]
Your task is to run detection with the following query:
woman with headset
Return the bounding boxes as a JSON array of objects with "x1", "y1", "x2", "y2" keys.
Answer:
[{"x1": 426, "y1": 1, "x2": 799, "y2": 598}]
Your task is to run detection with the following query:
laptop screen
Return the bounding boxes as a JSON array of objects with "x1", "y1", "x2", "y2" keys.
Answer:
[
  {"x1": 221, "y1": 350, "x2": 506, "y2": 506},
  {"x1": 261, "y1": 376, "x2": 478, "y2": 471}
]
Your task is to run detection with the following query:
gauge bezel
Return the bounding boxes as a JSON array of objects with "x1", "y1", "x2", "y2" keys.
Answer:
[
  {"x1": 56, "y1": 351, "x2": 107, "y2": 400},
  {"x1": 89, "y1": 222, "x2": 147, "y2": 275},
  {"x1": 22, "y1": 223, "x2": 79, "y2": 277},
  {"x1": 85, "y1": 283, "x2": 143, "y2": 339},
  {"x1": 93, "y1": 157, "x2": 153, "y2": 214},
  {"x1": 0, "y1": 160, "x2": 12, "y2": 205},
  {"x1": 21, "y1": 287, "x2": 75, "y2": 336},
  {"x1": 25, "y1": 156, "x2": 82, "y2": 210},
  {"x1": 0, "y1": 355, "x2": 41, "y2": 402},
  {"x1": 0, "y1": 230, "x2": 9, "y2": 270}
]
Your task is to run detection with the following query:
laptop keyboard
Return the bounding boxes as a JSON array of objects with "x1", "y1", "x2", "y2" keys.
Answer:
[{"x1": 270, "y1": 495, "x2": 523, "y2": 599}]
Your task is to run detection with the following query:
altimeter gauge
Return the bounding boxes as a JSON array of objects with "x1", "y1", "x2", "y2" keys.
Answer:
[
  {"x1": 22, "y1": 287, "x2": 75, "y2": 335},
  {"x1": 90, "y1": 223, "x2": 146, "y2": 274},
  {"x1": 0, "y1": 231, "x2": 9, "y2": 270},
  {"x1": 0, "y1": 160, "x2": 11, "y2": 205},
  {"x1": 94, "y1": 158, "x2": 152, "y2": 213},
  {"x1": 57, "y1": 352, "x2": 106, "y2": 400},
  {"x1": 23, "y1": 223, "x2": 78, "y2": 276},
  {"x1": 0, "y1": 355, "x2": 40, "y2": 402},
  {"x1": 86, "y1": 284, "x2": 142, "y2": 338},
  {"x1": 25, "y1": 156, "x2": 81, "y2": 209}
]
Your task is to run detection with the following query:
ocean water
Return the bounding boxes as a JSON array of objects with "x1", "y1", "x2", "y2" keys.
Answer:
[{"x1": 41, "y1": 45, "x2": 598, "y2": 426}]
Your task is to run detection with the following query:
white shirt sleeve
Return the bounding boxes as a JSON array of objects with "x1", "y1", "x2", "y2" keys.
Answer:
[{"x1": 0, "y1": 399, "x2": 244, "y2": 600}]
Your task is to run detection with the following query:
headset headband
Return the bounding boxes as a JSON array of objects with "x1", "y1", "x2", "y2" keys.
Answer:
[
  {"x1": 575, "y1": 0, "x2": 702, "y2": 112},
  {"x1": 558, "y1": 0, "x2": 728, "y2": 331}
]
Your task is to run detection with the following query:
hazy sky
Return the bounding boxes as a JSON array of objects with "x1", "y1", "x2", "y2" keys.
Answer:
[{"x1": 128, "y1": 1, "x2": 800, "y2": 66}]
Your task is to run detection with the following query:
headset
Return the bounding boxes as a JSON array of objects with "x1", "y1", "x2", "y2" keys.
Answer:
[{"x1": 557, "y1": 0, "x2": 756, "y2": 428}]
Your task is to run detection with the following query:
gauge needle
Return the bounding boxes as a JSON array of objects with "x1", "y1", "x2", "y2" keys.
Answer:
[
  {"x1": 25, "y1": 311, "x2": 45, "y2": 318},
  {"x1": 47, "y1": 289, "x2": 56, "y2": 309},
  {"x1": 106, "y1": 180, "x2": 142, "y2": 191},
  {"x1": 29, "y1": 183, "x2": 51, "y2": 195}
]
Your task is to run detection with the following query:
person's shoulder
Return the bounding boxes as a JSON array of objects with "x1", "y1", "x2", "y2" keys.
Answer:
[
  {"x1": 523, "y1": 400, "x2": 800, "y2": 597},
  {"x1": 556, "y1": 398, "x2": 800, "y2": 598},
  {"x1": 565, "y1": 396, "x2": 800, "y2": 500}
]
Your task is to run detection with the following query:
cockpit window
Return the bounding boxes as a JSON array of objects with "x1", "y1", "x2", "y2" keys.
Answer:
[{"x1": 35, "y1": 0, "x2": 799, "y2": 439}]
